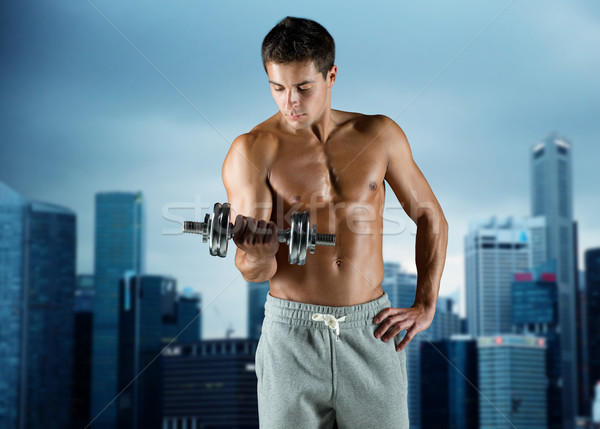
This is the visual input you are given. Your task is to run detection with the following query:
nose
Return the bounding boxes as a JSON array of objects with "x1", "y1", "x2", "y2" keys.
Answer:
[{"x1": 284, "y1": 89, "x2": 299, "y2": 111}]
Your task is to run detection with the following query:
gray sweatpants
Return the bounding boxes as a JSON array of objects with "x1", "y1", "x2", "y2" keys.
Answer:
[{"x1": 255, "y1": 291, "x2": 409, "y2": 428}]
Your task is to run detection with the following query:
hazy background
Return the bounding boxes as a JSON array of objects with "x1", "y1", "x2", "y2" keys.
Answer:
[{"x1": 1, "y1": 0, "x2": 598, "y2": 338}]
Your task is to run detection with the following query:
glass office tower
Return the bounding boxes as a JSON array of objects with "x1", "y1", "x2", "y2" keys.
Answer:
[
  {"x1": 0, "y1": 182, "x2": 76, "y2": 429},
  {"x1": 531, "y1": 132, "x2": 578, "y2": 427},
  {"x1": 90, "y1": 192, "x2": 144, "y2": 428},
  {"x1": 247, "y1": 281, "x2": 270, "y2": 340},
  {"x1": 478, "y1": 335, "x2": 547, "y2": 428}
]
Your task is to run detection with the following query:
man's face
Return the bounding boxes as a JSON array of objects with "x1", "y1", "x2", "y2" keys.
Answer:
[{"x1": 266, "y1": 61, "x2": 336, "y2": 130}]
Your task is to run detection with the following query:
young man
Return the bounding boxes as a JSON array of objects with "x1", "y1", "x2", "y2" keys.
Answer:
[{"x1": 222, "y1": 16, "x2": 448, "y2": 428}]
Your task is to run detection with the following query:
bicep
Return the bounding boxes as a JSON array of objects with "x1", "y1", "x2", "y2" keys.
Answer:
[
  {"x1": 222, "y1": 134, "x2": 273, "y2": 221},
  {"x1": 383, "y1": 119, "x2": 443, "y2": 224}
]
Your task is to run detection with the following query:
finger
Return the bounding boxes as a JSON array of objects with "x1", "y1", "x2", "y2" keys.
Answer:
[
  {"x1": 396, "y1": 328, "x2": 416, "y2": 351},
  {"x1": 268, "y1": 222, "x2": 278, "y2": 244},
  {"x1": 374, "y1": 307, "x2": 405, "y2": 324},
  {"x1": 233, "y1": 216, "x2": 247, "y2": 245},
  {"x1": 256, "y1": 220, "x2": 268, "y2": 243},
  {"x1": 245, "y1": 217, "x2": 257, "y2": 233},
  {"x1": 381, "y1": 321, "x2": 410, "y2": 342},
  {"x1": 373, "y1": 307, "x2": 392, "y2": 324},
  {"x1": 374, "y1": 314, "x2": 408, "y2": 338}
]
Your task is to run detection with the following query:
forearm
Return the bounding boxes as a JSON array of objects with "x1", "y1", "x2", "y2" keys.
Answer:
[
  {"x1": 413, "y1": 212, "x2": 448, "y2": 311},
  {"x1": 235, "y1": 250, "x2": 278, "y2": 283}
]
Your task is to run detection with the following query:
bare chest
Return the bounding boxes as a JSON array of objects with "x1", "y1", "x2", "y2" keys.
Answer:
[{"x1": 268, "y1": 135, "x2": 387, "y2": 208}]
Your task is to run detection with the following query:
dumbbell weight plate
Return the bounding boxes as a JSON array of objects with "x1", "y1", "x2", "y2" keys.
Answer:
[
  {"x1": 298, "y1": 211, "x2": 310, "y2": 265},
  {"x1": 289, "y1": 212, "x2": 299, "y2": 264},
  {"x1": 209, "y1": 203, "x2": 220, "y2": 256},
  {"x1": 288, "y1": 211, "x2": 310, "y2": 265},
  {"x1": 217, "y1": 203, "x2": 231, "y2": 257}
]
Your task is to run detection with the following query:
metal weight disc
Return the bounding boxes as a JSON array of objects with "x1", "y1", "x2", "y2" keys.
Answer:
[
  {"x1": 217, "y1": 203, "x2": 231, "y2": 257},
  {"x1": 297, "y1": 211, "x2": 310, "y2": 265},
  {"x1": 209, "y1": 203, "x2": 221, "y2": 256},
  {"x1": 288, "y1": 213, "x2": 299, "y2": 264}
]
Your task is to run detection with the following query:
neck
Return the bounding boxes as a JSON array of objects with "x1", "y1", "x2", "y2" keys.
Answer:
[
  {"x1": 283, "y1": 94, "x2": 335, "y2": 143},
  {"x1": 309, "y1": 105, "x2": 334, "y2": 143}
]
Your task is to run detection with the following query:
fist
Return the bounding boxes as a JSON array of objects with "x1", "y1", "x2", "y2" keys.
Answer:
[{"x1": 232, "y1": 215, "x2": 279, "y2": 259}]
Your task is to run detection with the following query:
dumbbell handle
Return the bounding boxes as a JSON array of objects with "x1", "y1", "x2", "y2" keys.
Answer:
[
  {"x1": 183, "y1": 220, "x2": 336, "y2": 248},
  {"x1": 276, "y1": 229, "x2": 336, "y2": 247},
  {"x1": 183, "y1": 203, "x2": 335, "y2": 265}
]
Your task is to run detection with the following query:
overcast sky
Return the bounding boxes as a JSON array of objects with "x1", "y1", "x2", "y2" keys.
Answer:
[{"x1": 1, "y1": 0, "x2": 598, "y2": 338}]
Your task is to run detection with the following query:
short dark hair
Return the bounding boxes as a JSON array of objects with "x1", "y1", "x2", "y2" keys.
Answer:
[{"x1": 261, "y1": 16, "x2": 335, "y2": 80}]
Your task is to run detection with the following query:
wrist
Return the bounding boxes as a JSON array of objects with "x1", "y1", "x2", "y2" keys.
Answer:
[
  {"x1": 244, "y1": 252, "x2": 276, "y2": 265},
  {"x1": 413, "y1": 300, "x2": 436, "y2": 315}
]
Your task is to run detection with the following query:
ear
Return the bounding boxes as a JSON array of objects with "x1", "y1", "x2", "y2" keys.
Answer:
[{"x1": 327, "y1": 65, "x2": 337, "y2": 88}]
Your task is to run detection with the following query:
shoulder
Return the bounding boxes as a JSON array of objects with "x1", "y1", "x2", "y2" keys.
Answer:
[
  {"x1": 363, "y1": 114, "x2": 410, "y2": 155},
  {"x1": 334, "y1": 111, "x2": 403, "y2": 137},
  {"x1": 343, "y1": 113, "x2": 412, "y2": 169},
  {"x1": 223, "y1": 123, "x2": 278, "y2": 178}
]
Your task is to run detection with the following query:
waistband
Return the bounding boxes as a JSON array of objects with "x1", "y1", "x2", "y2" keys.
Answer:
[{"x1": 264, "y1": 291, "x2": 391, "y2": 330}]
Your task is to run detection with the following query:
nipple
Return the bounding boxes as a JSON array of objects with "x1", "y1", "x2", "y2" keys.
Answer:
[{"x1": 369, "y1": 182, "x2": 377, "y2": 191}]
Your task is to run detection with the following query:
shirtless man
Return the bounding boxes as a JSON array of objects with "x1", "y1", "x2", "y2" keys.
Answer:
[{"x1": 222, "y1": 16, "x2": 448, "y2": 428}]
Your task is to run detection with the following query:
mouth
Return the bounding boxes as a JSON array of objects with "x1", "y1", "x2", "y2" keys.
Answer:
[{"x1": 287, "y1": 114, "x2": 305, "y2": 121}]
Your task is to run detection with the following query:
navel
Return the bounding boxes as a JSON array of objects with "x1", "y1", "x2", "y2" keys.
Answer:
[
  {"x1": 369, "y1": 181, "x2": 377, "y2": 191},
  {"x1": 291, "y1": 195, "x2": 302, "y2": 203},
  {"x1": 335, "y1": 259, "x2": 343, "y2": 268}
]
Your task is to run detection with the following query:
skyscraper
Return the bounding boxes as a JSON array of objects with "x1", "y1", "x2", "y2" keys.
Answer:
[
  {"x1": 531, "y1": 132, "x2": 578, "y2": 427},
  {"x1": 465, "y1": 215, "x2": 546, "y2": 336},
  {"x1": 478, "y1": 335, "x2": 547, "y2": 428},
  {"x1": 382, "y1": 261, "x2": 461, "y2": 429},
  {"x1": 0, "y1": 182, "x2": 76, "y2": 429},
  {"x1": 162, "y1": 286, "x2": 203, "y2": 344},
  {"x1": 420, "y1": 335, "x2": 479, "y2": 429},
  {"x1": 512, "y1": 260, "x2": 561, "y2": 429},
  {"x1": 382, "y1": 262, "x2": 420, "y2": 427},
  {"x1": 586, "y1": 248, "x2": 600, "y2": 414},
  {"x1": 247, "y1": 281, "x2": 269, "y2": 340},
  {"x1": 117, "y1": 274, "x2": 200, "y2": 429},
  {"x1": 161, "y1": 339, "x2": 260, "y2": 428},
  {"x1": 71, "y1": 274, "x2": 95, "y2": 429},
  {"x1": 90, "y1": 192, "x2": 144, "y2": 428}
]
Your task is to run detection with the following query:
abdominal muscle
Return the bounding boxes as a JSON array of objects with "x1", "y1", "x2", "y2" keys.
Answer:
[{"x1": 267, "y1": 210, "x2": 386, "y2": 307}]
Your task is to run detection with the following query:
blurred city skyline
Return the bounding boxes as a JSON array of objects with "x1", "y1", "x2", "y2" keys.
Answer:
[{"x1": 1, "y1": 0, "x2": 599, "y2": 338}]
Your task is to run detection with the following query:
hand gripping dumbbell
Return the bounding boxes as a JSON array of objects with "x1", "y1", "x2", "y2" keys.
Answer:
[{"x1": 183, "y1": 202, "x2": 336, "y2": 265}]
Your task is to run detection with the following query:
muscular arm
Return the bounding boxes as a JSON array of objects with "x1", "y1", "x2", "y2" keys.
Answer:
[
  {"x1": 381, "y1": 116, "x2": 449, "y2": 313},
  {"x1": 222, "y1": 133, "x2": 277, "y2": 283}
]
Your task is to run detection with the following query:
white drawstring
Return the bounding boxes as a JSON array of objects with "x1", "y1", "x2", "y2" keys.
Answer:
[{"x1": 312, "y1": 313, "x2": 347, "y2": 341}]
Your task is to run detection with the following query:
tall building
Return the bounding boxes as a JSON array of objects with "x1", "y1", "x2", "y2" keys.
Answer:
[
  {"x1": 428, "y1": 296, "x2": 462, "y2": 340},
  {"x1": 90, "y1": 192, "x2": 144, "y2": 428},
  {"x1": 161, "y1": 339, "x2": 260, "y2": 428},
  {"x1": 420, "y1": 335, "x2": 479, "y2": 429},
  {"x1": 578, "y1": 267, "x2": 591, "y2": 420},
  {"x1": 71, "y1": 274, "x2": 95, "y2": 429},
  {"x1": 531, "y1": 132, "x2": 578, "y2": 427},
  {"x1": 382, "y1": 262, "x2": 420, "y2": 428},
  {"x1": 0, "y1": 182, "x2": 76, "y2": 429},
  {"x1": 512, "y1": 260, "x2": 561, "y2": 429},
  {"x1": 465, "y1": 215, "x2": 546, "y2": 336},
  {"x1": 117, "y1": 274, "x2": 200, "y2": 429},
  {"x1": 586, "y1": 248, "x2": 600, "y2": 413},
  {"x1": 162, "y1": 286, "x2": 203, "y2": 344},
  {"x1": 382, "y1": 261, "x2": 461, "y2": 429},
  {"x1": 478, "y1": 335, "x2": 547, "y2": 428},
  {"x1": 247, "y1": 281, "x2": 269, "y2": 340}
]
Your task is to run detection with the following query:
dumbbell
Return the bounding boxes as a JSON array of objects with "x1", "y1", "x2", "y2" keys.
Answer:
[{"x1": 183, "y1": 202, "x2": 336, "y2": 265}]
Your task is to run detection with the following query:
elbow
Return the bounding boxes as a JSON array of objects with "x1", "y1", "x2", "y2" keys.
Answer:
[{"x1": 417, "y1": 209, "x2": 448, "y2": 236}]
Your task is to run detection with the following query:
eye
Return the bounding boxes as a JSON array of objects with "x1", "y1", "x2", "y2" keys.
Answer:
[
  {"x1": 298, "y1": 87, "x2": 310, "y2": 92},
  {"x1": 273, "y1": 87, "x2": 283, "y2": 92}
]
